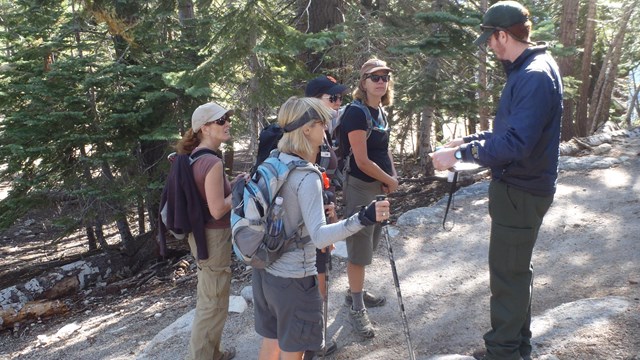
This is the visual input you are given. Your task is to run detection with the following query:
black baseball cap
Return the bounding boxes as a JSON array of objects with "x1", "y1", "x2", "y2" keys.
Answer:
[
  {"x1": 305, "y1": 75, "x2": 348, "y2": 97},
  {"x1": 474, "y1": 1, "x2": 529, "y2": 46}
]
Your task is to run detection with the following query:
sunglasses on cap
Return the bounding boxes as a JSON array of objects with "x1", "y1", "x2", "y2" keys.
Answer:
[
  {"x1": 479, "y1": 25, "x2": 533, "y2": 45},
  {"x1": 365, "y1": 74, "x2": 391, "y2": 83},
  {"x1": 322, "y1": 94, "x2": 343, "y2": 103},
  {"x1": 480, "y1": 25, "x2": 507, "y2": 32},
  {"x1": 207, "y1": 113, "x2": 231, "y2": 126}
]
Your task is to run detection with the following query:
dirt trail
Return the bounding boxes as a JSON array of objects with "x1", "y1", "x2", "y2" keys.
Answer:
[{"x1": 1, "y1": 132, "x2": 639, "y2": 360}]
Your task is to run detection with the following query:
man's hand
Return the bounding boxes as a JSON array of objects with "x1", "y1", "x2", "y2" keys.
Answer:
[{"x1": 430, "y1": 147, "x2": 459, "y2": 171}]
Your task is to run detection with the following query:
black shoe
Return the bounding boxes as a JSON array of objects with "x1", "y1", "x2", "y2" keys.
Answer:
[
  {"x1": 322, "y1": 339, "x2": 338, "y2": 356},
  {"x1": 344, "y1": 289, "x2": 386, "y2": 308},
  {"x1": 302, "y1": 340, "x2": 337, "y2": 359},
  {"x1": 471, "y1": 348, "x2": 486, "y2": 360}
]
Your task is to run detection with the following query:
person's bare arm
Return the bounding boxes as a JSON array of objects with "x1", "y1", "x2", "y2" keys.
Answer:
[{"x1": 204, "y1": 162, "x2": 232, "y2": 220}]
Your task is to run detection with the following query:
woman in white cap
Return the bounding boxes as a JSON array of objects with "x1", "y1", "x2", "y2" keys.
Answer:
[
  {"x1": 175, "y1": 101, "x2": 244, "y2": 360},
  {"x1": 253, "y1": 96, "x2": 391, "y2": 360},
  {"x1": 339, "y1": 58, "x2": 398, "y2": 339}
]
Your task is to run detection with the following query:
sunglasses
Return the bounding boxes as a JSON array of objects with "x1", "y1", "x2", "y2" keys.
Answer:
[
  {"x1": 322, "y1": 94, "x2": 343, "y2": 103},
  {"x1": 365, "y1": 74, "x2": 391, "y2": 83},
  {"x1": 208, "y1": 113, "x2": 231, "y2": 126}
]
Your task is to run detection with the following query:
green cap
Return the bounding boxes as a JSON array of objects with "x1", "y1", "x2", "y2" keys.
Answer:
[{"x1": 474, "y1": 1, "x2": 529, "y2": 46}]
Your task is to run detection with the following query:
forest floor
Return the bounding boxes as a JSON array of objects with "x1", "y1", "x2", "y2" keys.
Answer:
[{"x1": 1, "y1": 130, "x2": 639, "y2": 360}]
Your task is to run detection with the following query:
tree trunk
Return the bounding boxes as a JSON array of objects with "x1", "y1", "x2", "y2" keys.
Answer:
[
  {"x1": 588, "y1": 4, "x2": 635, "y2": 134},
  {"x1": 558, "y1": 0, "x2": 580, "y2": 140},
  {"x1": 111, "y1": 1, "x2": 140, "y2": 65},
  {"x1": 178, "y1": 0, "x2": 194, "y2": 21},
  {"x1": 178, "y1": 0, "x2": 198, "y2": 63},
  {"x1": 246, "y1": 29, "x2": 263, "y2": 162},
  {"x1": 99, "y1": 161, "x2": 136, "y2": 254},
  {"x1": 627, "y1": 77, "x2": 640, "y2": 126},
  {"x1": 296, "y1": 0, "x2": 345, "y2": 33},
  {"x1": 95, "y1": 221, "x2": 109, "y2": 249},
  {"x1": 295, "y1": 0, "x2": 346, "y2": 72},
  {"x1": 575, "y1": 0, "x2": 597, "y2": 136},
  {"x1": 419, "y1": 107, "x2": 435, "y2": 176},
  {"x1": 86, "y1": 226, "x2": 97, "y2": 251},
  {"x1": 420, "y1": 0, "x2": 444, "y2": 176},
  {"x1": 116, "y1": 218, "x2": 136, "y2": 255},
  {"x1": 478, "y1": 0, "x2": 489, "y2": 132},
  {"x1": 137, "y1": 194, "x2": 145, "y2": 233},
  {"x1": 397, "y1": 114, "x2": 414, "y2": 174}
]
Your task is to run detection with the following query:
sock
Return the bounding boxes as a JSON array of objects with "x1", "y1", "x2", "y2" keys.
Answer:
[{"x1": 351, "y1": 291, "x2": 365, "y2": 311}]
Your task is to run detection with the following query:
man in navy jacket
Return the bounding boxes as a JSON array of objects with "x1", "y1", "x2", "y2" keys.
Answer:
[{"x1": 431, "y1": 1, "x2": 563, "y2": 359}]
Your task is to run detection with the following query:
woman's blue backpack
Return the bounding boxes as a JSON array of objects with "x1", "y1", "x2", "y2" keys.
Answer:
[{"x1": 230, "y1": 151, "x2": 321, "y2": 269}]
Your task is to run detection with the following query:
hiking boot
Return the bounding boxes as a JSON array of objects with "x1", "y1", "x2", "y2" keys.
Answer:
[
  {"x1": 345, "y1": 289, "x2": 386, "y2": 308},
  {"x1": 348, "y1": 307, "x2": 375, "y2": 338},
  {"x1": 219, "y1": 347, "x2": 236, "y2": 360}
]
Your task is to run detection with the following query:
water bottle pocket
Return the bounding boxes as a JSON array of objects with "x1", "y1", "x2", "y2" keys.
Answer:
[{"x1": 264, "y1": 233, "x2": 285, "y2": 251}]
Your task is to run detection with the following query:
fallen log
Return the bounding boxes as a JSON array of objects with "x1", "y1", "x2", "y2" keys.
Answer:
[
  {"x1": 560, "y1": 133, "x2": 614, "y2": 156},
  {"x1": 0, "y1": 231, "x2": 168, "y2": 330},
  {"x1": 1, "y1": 252, "x2": 129, "y2": 307},
  {"x1": 0, "y1": 299, "x2": 70, "y2": 329},
  {"x1": 0, "y1": 251, "x2": 131, "y2": 330}
]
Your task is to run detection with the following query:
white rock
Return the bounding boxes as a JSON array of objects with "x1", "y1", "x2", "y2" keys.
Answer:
[
  {"x1": 37, "y1": 334, "x2": 50, "y2": 345},
  {"x1": 531, "y1": 296, "x2": 629, "y2": 350},
  {"x1": 332, "y1": 240, "x2": 347, "y2": 258},
  {"x1": 136, "y1": 309, "x2": 195, "y2": 359},
  {"x1": 55, "y1": 322, "x2": 81, "y2": 338},
  {"x1": 228, "y1": 295, "x2": 247, "y2": 314}
]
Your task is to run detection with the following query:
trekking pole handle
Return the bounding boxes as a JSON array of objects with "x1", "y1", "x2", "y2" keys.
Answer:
[{"x1": 376, "y1": 195, "x2": 389, "y2": 226}]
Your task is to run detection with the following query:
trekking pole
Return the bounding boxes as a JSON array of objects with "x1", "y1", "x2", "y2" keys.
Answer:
[
  {"x1": 376, "y1": 195, "x2": 416, "y2": 360},
  {"x1": 322, "y1": 188, "x2": 334, "y2": 360},
  {"x1": 442, "y1": 170, "x2": 458, "y2": 231},
  {"x1": 442, "y1": 162, "x2": 483, "y2": 231},
  {"x1": 322, "y1": 245, "x2": 331, "y2": 360}
]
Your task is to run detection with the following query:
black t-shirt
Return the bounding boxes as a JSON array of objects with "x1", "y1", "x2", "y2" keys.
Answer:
[{"x1": 339, "y1": 104, "x2": 392, "y2": 182}]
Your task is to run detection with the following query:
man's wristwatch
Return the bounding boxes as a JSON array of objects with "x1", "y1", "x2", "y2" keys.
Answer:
[{"x1": 454, "y1": 149, "x2": 462, "y2": 160}]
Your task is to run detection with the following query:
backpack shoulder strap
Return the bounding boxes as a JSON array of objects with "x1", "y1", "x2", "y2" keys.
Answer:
[
  {"x1": 350, "y1": 99, "x2": 374, "y2": 139},
  {"x1": 189, "y1": 148, "x2": 219, "y2": 165}
]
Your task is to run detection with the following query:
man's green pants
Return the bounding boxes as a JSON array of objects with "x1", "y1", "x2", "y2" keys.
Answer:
[{"x1": 483, "y1": 181, "x2": 553, "y2": 360}]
